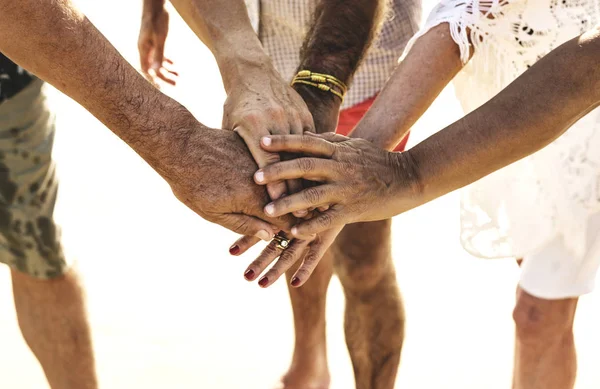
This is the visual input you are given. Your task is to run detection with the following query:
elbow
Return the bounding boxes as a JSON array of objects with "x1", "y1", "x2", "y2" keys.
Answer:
[
  {"x1": 582, "y1": 24, "x2": 600, "y2": 59},
  {"x1": 574, "y1": 25, "x2": 600, "y2": 102},
  {"x1": 581, "y1": 25, "x2": 600, "y2": 71}
]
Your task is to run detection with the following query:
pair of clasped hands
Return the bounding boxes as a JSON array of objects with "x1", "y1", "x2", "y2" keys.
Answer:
[{"x1": 139, "y1": 44, "x2": 406, "y2": 289}]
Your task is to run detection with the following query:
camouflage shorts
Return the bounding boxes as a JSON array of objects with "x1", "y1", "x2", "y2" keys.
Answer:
[{"x1": 0, "y1": 79, "x2": 67, "y2": 279}]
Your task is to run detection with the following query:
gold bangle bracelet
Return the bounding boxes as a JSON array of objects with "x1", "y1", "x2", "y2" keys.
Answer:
[
  {"x1": 291, "y1": 70, "x2": 347, "y2": 101},
  {"x1": 294, "y1": 70, "x2": 348, "y2": 94},
  {"x1": 291, "y1": 79, "x2": 345, "y2": 101}
]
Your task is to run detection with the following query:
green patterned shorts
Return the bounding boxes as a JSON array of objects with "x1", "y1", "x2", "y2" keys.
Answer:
[{"x1": 0, "y1": 79, "x2": 67, "y2": 279}]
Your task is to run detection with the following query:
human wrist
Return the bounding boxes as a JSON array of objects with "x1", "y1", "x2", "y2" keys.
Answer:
[
  {"x1": 386, "y1": 150, "x2": 425, "y2": 216},
  {"x1": 293, "y1": 83, "x2": 341, "y2": 133},
  {"x1": 118, "y1": 89, "x2": 205, "y2": 178},
  {"x1": 215, "y1": 39, "x2": 273, "y2": 94}
]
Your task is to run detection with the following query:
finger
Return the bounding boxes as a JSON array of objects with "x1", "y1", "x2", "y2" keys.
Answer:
[
  {"x1": 305, "y1": 131, "x2": 349, "y2": 143},
  {"x1": 290, "y1": 210, "x2": 341, "y2": 238},
  {"x1": 236, "y1": 126, "x2": 288, "y2": 200},
  {"x1": 317, "y1": 205, "x2": 330, "y2": 212},
  {"x1": 286, "y1": 176, "x2": 306, "y2": 217},
  {"x1": 257, "y1": 239, "x2": 310, "y2": 287},
  {"x1": 156, "y1": 68, "x2": 177, "y2": 85},
  {"x1": 161, "y1": 60, "x2": 178, "y2": 75},
  {"x1": 291, "y1": 234, "x2": 337, "y2": 287},
  {"x1": 243, "y1": 239, "x2": 284, "y2": 283},
  {"x1": 164, "y1": 58, "x2": 174, "y2": 65},
  {"x1": 284, "y1": 118, "x2": 306, "y2": 209},
  {"x1": 261, "y1": 135, "x2": 336, "y2": 157},
  {"x1": 255, "y1": 159, "x2": 340, "y2": 184},
  {"x1": 262, "y1": 186, "x2": 336, "y2": 218},
  {"x1": 218, "y1": 213, "x2": 276, "y2": 241},
  {"x1": 229, "y1": 235, "x2": 261, "y2": 256}
]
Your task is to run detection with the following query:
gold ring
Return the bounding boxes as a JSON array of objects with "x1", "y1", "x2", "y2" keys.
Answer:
[{"x1": 272, "y1": 234, "x2": 290, "y2": 250}]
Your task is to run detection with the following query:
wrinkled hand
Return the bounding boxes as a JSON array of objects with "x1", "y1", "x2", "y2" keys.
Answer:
[
  {"x1": 156, "y1": 116, "x2": 295, "y2": 239},
  {"x1": 138, "y1": 3, "x2": 178, "y2": 86},
  {"x1": 254, "y1": 132, "x2": 420, "y2": 238},
  {"x1": 226, "y1": 84, "x2": 343, "y2": 288},
  {"x1": 222, "y1": 63, "x2": 315, "y2": 201},
  {"x1": 225, "y1": 80, "x2": 347, "y2": 287},
  {"x1": 235, "y1": 227, "x2": 342, "y2": 288}
]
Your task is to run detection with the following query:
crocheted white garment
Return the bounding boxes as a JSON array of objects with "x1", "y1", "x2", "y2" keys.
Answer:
[{"x1": 405, "y1": 0, "x2": 600, "y2": 259}]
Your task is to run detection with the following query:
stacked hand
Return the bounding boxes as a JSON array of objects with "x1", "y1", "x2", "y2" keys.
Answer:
[{"x1": 135, "y1": 4, "x2": 412, "y2": 288}]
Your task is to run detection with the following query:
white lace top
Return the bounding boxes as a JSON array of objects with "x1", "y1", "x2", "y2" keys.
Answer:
[{"x1": 405, "y1": 0, "x2": 600, "y2": 259}]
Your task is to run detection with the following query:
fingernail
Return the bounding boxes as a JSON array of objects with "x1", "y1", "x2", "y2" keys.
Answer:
[
  {"x1": 256, "y1": 230, "x2": 272, "y2": 241},
  {"x1": 255, "y1": 171, "x2": 265, "y2": 183},
  {"x1": 244, "y1": 269, "x2": 255, "y2": 280},
  {"x1": 265, "y1": 204, "x2": 275, "y2": 216},
  {"x1": 229, "y1": 245, "x2": 240, "y2": 255},
  {"x1": 258, "y1": 277, "x2": 269, "y2": 287},
  {"x1": 291, "y1": 277, "x2": 301, "y2": 287},
  {"x1": 262, "y1": 137, "x2": 272, "y2": 146},
  {"x1": 296, "y1": 209, "x2": 308, "y2": 217},
  {"x1": 291, "y1": 226, "x2": 299, "y2": 236}
]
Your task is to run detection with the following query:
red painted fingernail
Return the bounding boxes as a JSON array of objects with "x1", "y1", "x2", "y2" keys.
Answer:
[
  {"x1": 291, "y1": 277, "x2": 301, "y2": 287},
  {"x1": 258, "y1": 277, "x2": 269, "y2": 287},
  {"x1": 244, "y1": 269, "x2": 255, "y2": 280},
  {"x1": 229, "y1": 245, "x2": 240, "y2": 255}
]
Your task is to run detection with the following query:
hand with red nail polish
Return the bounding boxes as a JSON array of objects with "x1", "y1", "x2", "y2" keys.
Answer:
[{"x1": 241, "y1": 227, "x2": 342, "y2": 288}]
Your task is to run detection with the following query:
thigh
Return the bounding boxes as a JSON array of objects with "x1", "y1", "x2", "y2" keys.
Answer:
[{"x1": 0, "y1": 80, "x2": 66, "y2": 279}]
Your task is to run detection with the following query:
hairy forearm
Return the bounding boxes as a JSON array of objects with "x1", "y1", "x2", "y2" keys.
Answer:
[
  {"x1": 0, "y1": 0, "x2": 197, "y2": 173},
  {"x1": 169, "y1": 0, "x2": 272, "y2": 92},
  {"x1": 294, "y1": 0, "x2": 386, "y2": 131},
  {"x1": 298, "y1": 0, "x2": 385, "y2": 83},
  {"x1": 351, "y1": 23, "x2": 465, "y2": 150},
  {"x1": 404, "y1": 27, "x2": 600, "y2": 208}
]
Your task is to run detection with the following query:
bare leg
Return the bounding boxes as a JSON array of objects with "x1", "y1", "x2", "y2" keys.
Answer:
[
  {"x1": 512, "y1": 286, "x2": 577, "y2": 389},
  {"x1": 333, "y1": 220, "x2": 405, "y2": 389},
  {"x1": 281, "y1": 254, "x2": 334, "y2": 389},
  {"x1": 11, "y1": 267, "x2": 98, "y2": 389}
]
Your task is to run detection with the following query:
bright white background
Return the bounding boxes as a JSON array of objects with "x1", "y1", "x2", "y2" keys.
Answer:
[{"x1": 0, "y1": 1, "x2": 598, "y2": 388}]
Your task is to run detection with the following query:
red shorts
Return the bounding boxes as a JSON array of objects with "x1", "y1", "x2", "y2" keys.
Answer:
[{"x1": 336, "y1": 95, "x2": 409, "y2": 152}]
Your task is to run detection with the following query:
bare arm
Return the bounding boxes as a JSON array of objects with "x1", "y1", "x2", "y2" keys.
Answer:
[
  {"x1": 0, "y1": 0, "x2": 293, "y2": 238},
  {"x1": 0, "y1": 0, "x2": 178, "y2": 160},
  {"x1": 350, "y1": 23, "x2": 466, "y2": 150},
  {"x1": 292, "y1": 0, "x2": 387, "y2": 133},
  {"x1": 167, "y1": 0, "x2": 270, "y2": 92},
  {"x1": 409, "y1": 26, "x2": 600, "y2": 206},
  {"x1": 254, "y1": 26, "x2": 600, "y2": 236}
]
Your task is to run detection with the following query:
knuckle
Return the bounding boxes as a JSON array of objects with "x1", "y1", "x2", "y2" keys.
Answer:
[
  {"x1": 297, "y1": 158, "x2": 316, "y2": 173},
  {"x1": 317, "y1": 212, "x2": 333, "y2": 228},
  {"x1": 300, "y1": 135, "x2": 314, "y2": 150},
  {"x1": 303, "y1": 187, "x2": 322, "y2": 204},
  {"x1": 279, "y1": 195, "x2": 293, "y2": 210},
  {"x1": 260, "y1": 244, "x2": 278, "y2": 259},
  {"x1": 263, "y1": 152, "x2": 281, "y2": 165},
  {"x1": 266, "y1": 105, "x2": 286, "y2": 121}
]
